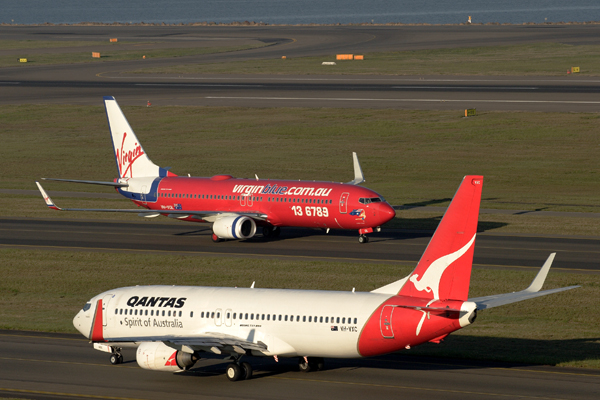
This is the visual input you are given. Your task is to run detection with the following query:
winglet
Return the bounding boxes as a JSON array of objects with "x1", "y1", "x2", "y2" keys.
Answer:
[
  {"x1": 36, "y1": 181, "x2": 61, "y2": 210},
  {"x1": 346, "y1": 152, "x2": 365, "y2": 185},
  {"x1": 524, "y1": 253, "x2": 555, "y2": 293},
  {"x1": 469, "y1": 253, "x2": 580, "y2": 310}
]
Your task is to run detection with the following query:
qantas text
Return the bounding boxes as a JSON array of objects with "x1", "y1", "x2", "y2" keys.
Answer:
[
  {"x1": 127, "y1": 296, "x2": 186, "y2": 308},
  {"x1": 232, "y1": 184, "x2": 333, "y2": 197}
]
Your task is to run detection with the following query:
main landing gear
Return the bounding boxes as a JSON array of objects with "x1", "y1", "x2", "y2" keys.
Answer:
[
  {"x1": 109, "y1": 349, "x2": 123, "y2": 365},
  {"x1": 226, "y1": 360, "x2": 253, "y2": 381},
  {"x1": 298, "y1": 357, "x2": 324, "y2": 373},
  {"x1": 262, "y1": 226, "x2": 280, "y2": 240},
  {"x1": 358, "y1": 234, "x2": 369, "y2": 244}
]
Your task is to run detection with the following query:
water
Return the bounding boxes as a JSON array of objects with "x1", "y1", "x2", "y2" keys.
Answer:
[{"x1": 2, "y1": 0, "x2": 600, "y2": 26}]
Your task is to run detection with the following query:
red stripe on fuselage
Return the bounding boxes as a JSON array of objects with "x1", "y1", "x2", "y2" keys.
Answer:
[{"x1": 90, "y1": 299, "x2": 105, "y2": 342}]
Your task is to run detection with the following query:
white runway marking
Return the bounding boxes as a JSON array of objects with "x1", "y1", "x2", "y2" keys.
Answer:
[{"x1": 205, "y1": 96, "x2": 600, "y2": 104}]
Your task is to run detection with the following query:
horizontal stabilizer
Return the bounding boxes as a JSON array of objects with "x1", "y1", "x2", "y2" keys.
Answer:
[
  {"x1": 42, "y1": 178, "x2": 128, "y2": 187},
  {"x1": 345, "y1": 152, "x2": 365, "y2": 185},
  {"x1": 469, "y1": 253, "x2": 580, "y2": 310}
]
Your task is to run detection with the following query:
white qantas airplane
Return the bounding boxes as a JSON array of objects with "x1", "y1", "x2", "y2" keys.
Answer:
[{"x1": 73, "y1": 175, "x2": 578, "y2": 381}]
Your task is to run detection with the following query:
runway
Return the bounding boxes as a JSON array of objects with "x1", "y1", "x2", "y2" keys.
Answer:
[
  {"x1": 2, "y1": 25, "x2": 600, "y2": 111},
  {"x1": 1, "y1": 217, "x2": 598, "y2": 272},
  {"x1": 1, "y1": 330, "x2": 599, "y2": 400}
]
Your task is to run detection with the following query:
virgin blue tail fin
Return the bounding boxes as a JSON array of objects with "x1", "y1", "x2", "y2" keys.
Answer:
[
  {"x1": 104, "y1": 96, "x2": 173, "y2": 178},
  {"x1": 398, "y1": 176, "x2": 483, "y2": 301}
]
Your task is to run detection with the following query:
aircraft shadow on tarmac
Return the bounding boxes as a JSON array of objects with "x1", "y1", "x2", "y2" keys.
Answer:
[
  {"x1": 114, "y1": 336, "x2": 600, "y2": 381},
  {"x1": 172, "y1": 219, "x2": 508, "y2": 243}
]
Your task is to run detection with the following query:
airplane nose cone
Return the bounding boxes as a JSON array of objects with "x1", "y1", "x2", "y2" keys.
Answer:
[
  {"x1": 73, "y1": 309, "x2": 91, "y2": 339},
  {"x1": 380, "y1": 203, "x2": 396, "y2": 223}
]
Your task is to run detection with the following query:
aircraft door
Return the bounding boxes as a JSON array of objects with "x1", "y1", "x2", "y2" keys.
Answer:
[
  {"x1": 225, "y1": 309, "x2": 232, "y2": 327},
  {"x1": 247, "y1": 194, "x2": 253, "y2": 207},
  {"x1": 339, "y1": 192, "x2": 349, "y2": 214},
  {"x1": 102, "y1": 294, "x2": 114, "y2": 327},
  {"x1": 380, "y1": 305, "x2": 394, "y2": 339},
  {"x1": 215, "y1": 308, "x2": 223, "y2": 326},
  {"x1": 240, "y1": 194, "x2": 246, "y2": 206}
]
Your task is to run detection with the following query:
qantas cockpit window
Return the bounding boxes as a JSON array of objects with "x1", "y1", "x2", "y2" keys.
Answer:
[{"x1": 82, "y1": 303, "x2": 91, "y2": 312}]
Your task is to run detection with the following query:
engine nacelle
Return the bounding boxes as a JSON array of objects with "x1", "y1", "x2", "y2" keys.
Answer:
[
  {"x1": 136, "y1": 342, "x2": 197, "y2": 372},
  {"x1": 212, "y1": 215, "x2": 257, "y2": 240}
]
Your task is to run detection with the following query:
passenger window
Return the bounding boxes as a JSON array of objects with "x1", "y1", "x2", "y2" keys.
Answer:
[
  {"x1": 354, "y1": 318, "x2": 357, "y2": 324},
  {"x1": 233, "y1": 313, "x2": 237, "y2": 319},
  {"x1": 319, "y1": 316, "x2": 323, "y2": 323},
  {"x1": 267, "y1": 314, "x2": 270, "y2": 321},
  {"x1": 145, "y1": 310, "x2": 148, "y2": 316},
  {"x1": 201, "y1": 312, "x2": 204, "y2": 318},
  {"x1": 134, "y1": 309, "x2": 138, "y2": 316},
  {"x1": 179, "y1": 311, "x2": 182, "y2": 317},
  {"x1": 190, "y1": 311, "x2": 194, "y2": 317},
  {"x1": 150, "y1": 310, "x2": 153, "y2": 316},
  {"x1": 114, "y1": 309, "x2": 118, "y2": 315},
  {"x1": 303, "y1": 316, "x2": 306, "y2": 322},
  {"x1": 284, "y1": 315, "x2": 288, "y2": 321},
  {"x1": 162, "y1": 310, "x2": 165, "y2": 316},
  {"x1": 251, "y1": 314, "x2": 254, "y2": 320},
  {"x1": 211, "y1": 312, "x2": 215, "y2": 318},
  {"x1": 217, "y1": 312, "x2": 220, "y2": 318},
  {"x1": 245, "y1": 313, "x2": 248, "y2": 319},
  {"x1": 278, "y1": 315, "x2": 282, "y2": 321},
  {"x1": 309, "y1": 316, "x2": 312, "y2": 322},
  {"x1": 168, "y1": 311, "x2": 171, "y2": 317},
  {"x1": 296, "y1": 315, "x2": 300, "y2": 322},
  {"x1": 227, "y1": 312, "x2": 230, "y2": 319},
  {"x1": 336, "y1": 317, "x2": 340, "y2": 323},
  {"x1": 342, "y1": 317, "x2": 345, "y2": 324},
  {"x1": 262, "y1": 314, "x2": 265, "y2": 320}
]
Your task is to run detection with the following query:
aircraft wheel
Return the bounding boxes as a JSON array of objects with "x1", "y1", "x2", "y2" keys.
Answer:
[
  {"x1": 272, "y1": 227, "x2": 281, "y2": 238},
  {"x1": 313, "y1": 357, "x2": 325, "y2": 371},
  {"x1": 358, "y1": 235, "x2": 369, "y2": 244},
  {"x1": 262, "y1": 226, "x2": 273, "y2": 239},
  {"x1": 211, "y1": 233, "x2": 222, "y2": 243},
  {"x1": 110, "y1": 353, "x2": 122, "y2": 365},
  {"x1": 241, "y1": 362, "x2": 253, "y2": 380},
  {"x1": 226, "y1": 363, "x2": 243, "y2": 381},
  {"x1": 298, "y1": 358, "x2": 311, "y2": 373}
]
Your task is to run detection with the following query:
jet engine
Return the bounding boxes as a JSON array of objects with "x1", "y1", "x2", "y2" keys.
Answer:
[
  {"x1": 136, "y1": 342, "x2": 198, "y2": 372},
  {"x1": 212, "y1": 215, "x2": 257, "y2": 240}
]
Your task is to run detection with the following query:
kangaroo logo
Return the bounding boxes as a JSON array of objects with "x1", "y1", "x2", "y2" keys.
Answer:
[{"x1": 409, "y1": 234, "x2": 476, "y2": 300}]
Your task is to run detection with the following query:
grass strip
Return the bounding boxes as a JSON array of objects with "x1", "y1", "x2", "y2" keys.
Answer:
[
  {"x1": 131, "y1": 43, "x2": 600, "y2": 76},
  {"x1": 1, "y1": 105, "x2": 598, "y2": 216},
  {"x1": 0, "y1": 43, "x2": 270, "y2": 67},
  {"x1": 0, "y1": 248, "x2": 596, "y2": 368}
]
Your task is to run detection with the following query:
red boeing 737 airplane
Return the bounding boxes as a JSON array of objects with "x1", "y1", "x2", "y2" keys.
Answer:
[
  {"x1": 36, "y1": 96, "x2": 395, "y2": 243},
  {"x1": 72, "y1": 175, "x2": 578, "y2": 381}
]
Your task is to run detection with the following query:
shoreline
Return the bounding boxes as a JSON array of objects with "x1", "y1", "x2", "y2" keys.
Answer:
[{"x1": 3, "y1": 20, "x2": 600, "y2": 27}]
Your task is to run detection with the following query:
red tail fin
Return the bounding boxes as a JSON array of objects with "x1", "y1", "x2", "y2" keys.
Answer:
[{"x1": 399, "y1": 176, "x2": 483, "y2": 301}]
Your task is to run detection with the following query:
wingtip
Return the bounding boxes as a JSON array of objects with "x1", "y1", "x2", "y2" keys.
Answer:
[{"x1": 35, "y1": 181, "x2": 60, "y2": 210}]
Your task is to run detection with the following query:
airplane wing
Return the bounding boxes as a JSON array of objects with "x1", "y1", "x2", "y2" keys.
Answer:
[
  {"x1": 469, "y1": 253, "x2": 580, "y2": 310},
  {"x1": 103, "y1": 333, "x2": 268, "y2": 355},
  {"x1": 42, "y1": 178, "x2": 129, "y2": 187},
  {"x1": 36, "y1": 181, "x2": 268, "y2": 221}
]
